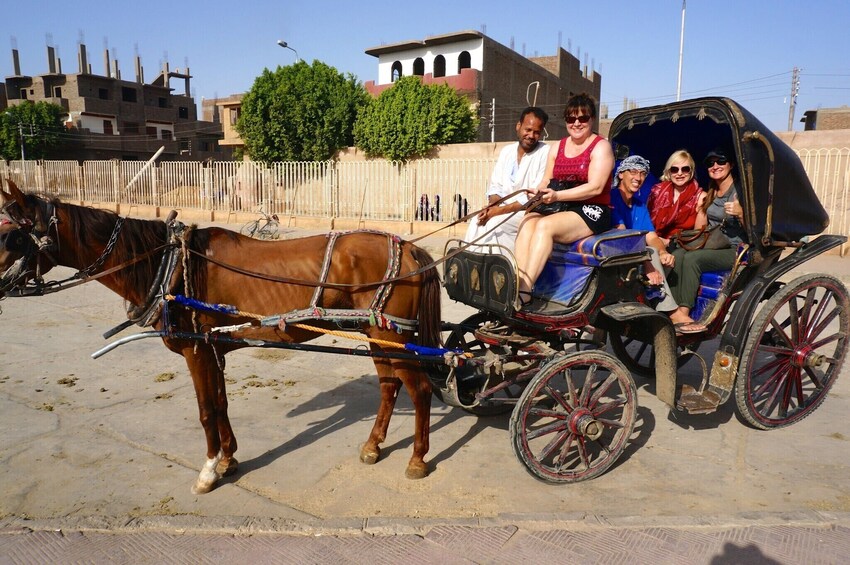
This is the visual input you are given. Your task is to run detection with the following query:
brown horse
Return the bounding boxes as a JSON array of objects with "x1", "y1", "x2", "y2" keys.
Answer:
[{"x1": 0, "y1": 181, "x2": 441, "y2": 493}]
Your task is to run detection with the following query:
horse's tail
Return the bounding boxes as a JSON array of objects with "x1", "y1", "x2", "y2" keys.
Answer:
[{"x1": 410, "y1": 245, "x2": 441, "y2": 348}]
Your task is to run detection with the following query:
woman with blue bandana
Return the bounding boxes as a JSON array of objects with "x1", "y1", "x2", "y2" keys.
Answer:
[{"x1": 610, "y1": 155, "x2": 678, "y2": 313}]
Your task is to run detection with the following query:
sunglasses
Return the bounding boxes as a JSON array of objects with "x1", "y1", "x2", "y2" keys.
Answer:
[
  {"x1": 669, "y1": 166, "x2": 691, "y2": 174},
  {"x1": 705, "y1": 158, "x2": 729, "y2": 167},
  {"x1": 566, "y1": 115, "x2": 591, "y2": 124}
]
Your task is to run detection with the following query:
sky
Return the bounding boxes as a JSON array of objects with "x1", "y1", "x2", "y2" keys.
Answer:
[{"x1": 4, "y1": 0, "x2": 849, "y2": 132}]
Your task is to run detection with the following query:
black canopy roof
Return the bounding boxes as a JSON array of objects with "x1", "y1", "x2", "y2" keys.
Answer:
[{"x1": 608, "y1": 97, "x2": 829, "y2": 246}]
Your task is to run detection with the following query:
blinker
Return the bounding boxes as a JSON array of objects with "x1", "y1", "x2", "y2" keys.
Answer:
[{"x1": 3, "y1": 229, "x2": 28, "y2": 253}]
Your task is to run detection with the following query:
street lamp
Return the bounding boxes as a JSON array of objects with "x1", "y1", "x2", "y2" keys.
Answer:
[{"x1": 276, "y1": 40, "x2": 300, "y2": 63}]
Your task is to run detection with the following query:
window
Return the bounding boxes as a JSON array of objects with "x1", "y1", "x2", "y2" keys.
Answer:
[
  {"x1": 458, "y1": 51, "x2": 471, "y2": 72},
  {"x1": 53, "y1": 86, "x2": 62, "y2": 98},
  {"x1": 20, "y1": 89, "x2": 28, "y2": 99},
  {"x1": 123, "y1": 122, "x2": 139, "y2": 134},
  {"x1": 229, "y1": 107, "x2": 240, "y2": 125},
  {"x1": 433, "y1": 55, "x2": 446, "y2": 78},
  {"x1": 121, "y1": 87, "x2": 137, "y2": 102},
  {"x1": 178, "y1": 106, "x2": 189, "y2": 119},
  {"x1": 103, "y1": 120, "x2": 113, "y2": 135},
  {"x1": 98, "y1": 88, "x2": 109, "y2": 100},
  {"x1": 158, "y1": 97, "x2": 167, "y2": 108},
  {"x1": 391, "y1": 61, "x2": 402, "y2": 82},
  {"x1": 161, "y1": 130, "x2": 173, "y2": 140},
  {"x1": 413, "y1": 58, "x2": 424, "y2": 76},
  {"x1": 146, "y1": 126, "x2": 157, "y2": 138}
]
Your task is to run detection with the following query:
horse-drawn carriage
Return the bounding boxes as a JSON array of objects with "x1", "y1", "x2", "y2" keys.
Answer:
[
  {"x1": 437, "y1": 96, "x2": 848, "y2": 482},
  {"x1": 0, "y1": 97, "x2": 846, "y2": 492}
]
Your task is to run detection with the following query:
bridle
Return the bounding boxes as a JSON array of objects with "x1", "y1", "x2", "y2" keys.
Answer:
[{"x1": 0, "y1": 197, "x2": 129, "y2": 297}]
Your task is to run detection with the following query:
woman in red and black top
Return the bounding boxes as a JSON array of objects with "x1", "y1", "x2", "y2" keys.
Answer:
[
  {"x1": 515, "y1": 93, "x2": 614, "y2": 303},
  {"x1": 647, "y1": 149, "x2": 703, "y2": 246}
]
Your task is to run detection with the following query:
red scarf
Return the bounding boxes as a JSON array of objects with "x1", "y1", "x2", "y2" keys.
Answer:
[{"x1": 647, "y1": 179, "x2": 702, "y2": 239}]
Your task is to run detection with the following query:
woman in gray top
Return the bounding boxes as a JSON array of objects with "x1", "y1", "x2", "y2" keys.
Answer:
[{"x1": 666, "y1": 148, "x2": 746, "y2": 333}]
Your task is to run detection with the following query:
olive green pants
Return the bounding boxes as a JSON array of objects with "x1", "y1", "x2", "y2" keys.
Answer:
[{"x1": 667, "y1": 247, "x2": 737, "y2": 310}]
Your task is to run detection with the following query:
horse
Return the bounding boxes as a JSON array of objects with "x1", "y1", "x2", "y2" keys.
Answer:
[{"x1": 0, "y1": 180, "x2": 441, "y2": 494}]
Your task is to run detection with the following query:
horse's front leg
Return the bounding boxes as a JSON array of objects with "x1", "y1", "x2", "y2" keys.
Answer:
[
  {"x1": 183, "y1": 345, "x2": 238, "y2": 494},
  {"x1": 396, "y1": 361, "x2": 432, "y2": 479},
  {"x1": 360, "y1": 356, "x2": 401, "y2": 467}
]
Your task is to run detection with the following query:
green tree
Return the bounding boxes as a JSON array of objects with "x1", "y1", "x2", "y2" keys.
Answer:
[
  {"x1": 353, "y1": 76, "x2": 478, "y2": 161},
  {"x1": 0, "y1": 101, "x2": 65, "y2": 160},
  {"x1": 236, "y1": 60, "x2": 368, "y2": 162}
]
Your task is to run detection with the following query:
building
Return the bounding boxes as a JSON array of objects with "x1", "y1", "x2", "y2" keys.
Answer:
[
  {"x1": 800, "y1": 106, "x2": 850, "y2": 131},
  {"x1": 364, "y1": 30, "x2": 601, "y2": 142},
  {"x1": 3, "y1": 44, "x2": 230, "y2": 161},
  {"x1": 202, "y1": 93, "x2": 245, "y2": 152}
]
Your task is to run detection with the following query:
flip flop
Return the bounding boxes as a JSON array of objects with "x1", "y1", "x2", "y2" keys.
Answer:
[{"x1": 675, "y1": 321, "x2": 707, "y2": 334}]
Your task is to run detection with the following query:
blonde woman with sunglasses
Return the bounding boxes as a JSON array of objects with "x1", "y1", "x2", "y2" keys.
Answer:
[{"x1": 647, "y1": 149, "x2": 704, "y2": 246}]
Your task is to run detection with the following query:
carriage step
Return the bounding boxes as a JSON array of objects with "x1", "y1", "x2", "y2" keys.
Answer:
[
  {"x1": 676, "y1": 385, "x2": 721, "y2": 414},
  {"x1": 474, "y1": 325, "x2": 536, "y2": 347}
]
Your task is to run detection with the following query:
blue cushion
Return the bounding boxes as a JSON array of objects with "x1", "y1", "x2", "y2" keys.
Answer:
[{"x1": 553, "y1": 229, "x2": 647, "y2": 267}]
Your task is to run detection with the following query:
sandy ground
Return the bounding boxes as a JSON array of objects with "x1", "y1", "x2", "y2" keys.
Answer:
[{"x1": 1, "y1": 231, "x2": 849, "y2": 529}]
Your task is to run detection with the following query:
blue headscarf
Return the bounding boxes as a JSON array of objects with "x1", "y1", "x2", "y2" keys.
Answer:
[{"x1": 614, "y1": 155, "x2": 651, "y2": 185}]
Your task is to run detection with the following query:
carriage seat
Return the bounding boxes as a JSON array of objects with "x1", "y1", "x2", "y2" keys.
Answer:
[
  {"x1": 534, "y1": 229, "x2": 647, "y2": 306},
  {"x1": 552, "y1": 229, "x2": 647, "y2": 267}
]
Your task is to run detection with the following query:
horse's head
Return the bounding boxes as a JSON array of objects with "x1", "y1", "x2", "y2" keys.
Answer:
[{"x1": 0, "y1": 180, "x2": 57, "y2": 297}]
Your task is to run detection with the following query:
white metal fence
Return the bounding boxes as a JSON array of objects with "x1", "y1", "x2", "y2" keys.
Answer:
[{"x1": 1, "y1": 150, "x2": 848, "y2": 240}]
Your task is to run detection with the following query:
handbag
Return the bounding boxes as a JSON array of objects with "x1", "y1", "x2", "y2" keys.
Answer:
[
  {"x1": 533, "y1": 177, "x2": 578, "y2": 216},
  {"x1": 672, "y1": 225, "x2": 732, "y2": 251}
]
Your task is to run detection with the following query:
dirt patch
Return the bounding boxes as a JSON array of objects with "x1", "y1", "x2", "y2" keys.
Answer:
[
  {"x1": 251, "y1": 349, "x2": 294, "y2": 361},
  {"x1": 57, "y1": 377, "x2": 78, "y2": 387},
  {"x1": 155, "y1": 372, "x2": 176, "y2": 382}
]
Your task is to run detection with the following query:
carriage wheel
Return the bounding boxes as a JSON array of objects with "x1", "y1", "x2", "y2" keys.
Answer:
[
  {"x1": 610, "y1": 332, "x2": 699, "y2": 378},
  {"x1": 436, "y1": 313, "x2": 527, "y2": 416},
  {"x1": 735, "y1": 274, "x2": 849, "y2": 430},
  {"x1": 510, "y1": 351, "x2": 637, "y2": 483}
]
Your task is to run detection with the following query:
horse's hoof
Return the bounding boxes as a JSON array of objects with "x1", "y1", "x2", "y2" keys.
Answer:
[
  {"x1": 191, "y1": 478, "x2": 217, "y2": 495},
  {"x1": 216, "y1": 457, "x2": 239, "y2": 477},
  {"x1": 405, "y1": 462, "x2": 429, "y2": 480},
  {"x1": 360, "y1": 446, "x2": 380, "y2": 465}
]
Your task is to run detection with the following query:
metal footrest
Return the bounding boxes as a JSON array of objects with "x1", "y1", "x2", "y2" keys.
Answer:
[{"x1": 676, "y1": 384, "x2": 721, "y2": 414}]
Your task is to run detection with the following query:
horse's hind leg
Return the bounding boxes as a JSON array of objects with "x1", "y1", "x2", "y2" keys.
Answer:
[
  {"x1": 360, "y1": 356, "x2": 401, "y2": 466},
  {"x1": 396, "y1": 361, "x2": 431, "y2": 479},
  {"x1": 211, "y1": 352, "x2": 238, "y2": 478},
  {"x1": 183, "y1": 345, "x2": 238, "y2": 494},
  {"x1": 361, "y1": 354, "x2": 431, "y2": 480}
]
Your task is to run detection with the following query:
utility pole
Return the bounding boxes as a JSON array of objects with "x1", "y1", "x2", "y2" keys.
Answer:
[
  {"x1": 18, "y1": 122, "x2": 26, "y2": 160},
  {"x1": 488, "y1": 98, "x2": 496, "y2": 142},
  {"x1": 787, "y1": 67, "x2": 801, "y2": 131},
  {"x1": 676, "y1": 0, "x2": 686, "y2": 101}
]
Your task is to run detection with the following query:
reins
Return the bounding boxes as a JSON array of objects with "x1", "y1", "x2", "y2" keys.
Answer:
[
  {"x1": 5, "y1": 189, "x2": 540, "y2": 295},
  {"x1": 184, "y1": 190, "x2": 537, "y2": 290}
]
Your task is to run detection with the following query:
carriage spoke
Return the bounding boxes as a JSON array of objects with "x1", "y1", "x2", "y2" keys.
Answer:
[
  {"x1": 528, "y1": 420, "x2": 569, "y2": 440},
  {"x1": 544, "y1": 382, "x2": 574, "y2": 412},
  {"x1": 538, "y1": 428, "x2": 571, "y2": 459},
  {"x1": 554, "y1": 433, "x2": 576, "y2": 470},
  {"x1": 754, "y1": 362, "x2": 790, "y2": 405},
  {"x1": 803, "y1": 365, "x2": 826, "y2": 389},
  {"x1": 591, "y1": 398, "x2": 626, "y2": 418},
  {"x1": 807, "y1": 306, "x2": 840, "y2": 344},
  {"x1": 769, "y1": 317, "x2": 795, "y2": 349},
  {"x1": 752, "y1": 354, "x2": 790, "y2": 381},
  {"x1": 803, "y1": 289, "x2": 830, "y2": 340},
  {"x1": 810, "y1": 331, "x2": 842, "y2": 351},
  {"x1": 588, "y1": 373, "x2": 619, "y2": 409},
  {"x1": 577, "y1": 364, "x2": 596, "y2": 406}
]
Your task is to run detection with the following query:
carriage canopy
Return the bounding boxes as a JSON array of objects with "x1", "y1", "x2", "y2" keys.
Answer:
[{"x1": 608, "y1": 97, "x2": 829, "y2": 246}]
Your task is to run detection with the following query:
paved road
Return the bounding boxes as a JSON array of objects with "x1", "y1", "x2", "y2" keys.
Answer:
[{"x1": 1, "y1": 226, "x2": 849, "y2": 563}]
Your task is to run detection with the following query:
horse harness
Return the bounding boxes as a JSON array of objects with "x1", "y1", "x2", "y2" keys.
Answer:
[{"x1": 1, "y1": 197, "x2": 419, "y2": 334}]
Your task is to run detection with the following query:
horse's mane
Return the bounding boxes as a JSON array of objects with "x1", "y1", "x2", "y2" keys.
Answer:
[{"x1": 51, "y1": 196, "x2": 169, "y2": 299}]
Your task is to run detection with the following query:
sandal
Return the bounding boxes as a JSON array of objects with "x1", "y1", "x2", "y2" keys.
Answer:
[
  {"x1": 517, "y1": 291, "x2": 534, "y2": 309},
  {"x1": 674, "y1": 321, "x2": 707, "y2": 335}
]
